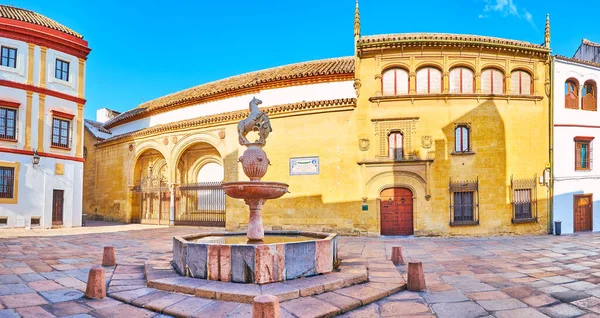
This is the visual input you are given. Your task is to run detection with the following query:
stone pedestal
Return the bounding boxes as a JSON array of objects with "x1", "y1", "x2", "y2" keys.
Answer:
[
  {"x1": 85, "y1": 267, "x2": 106, "y2": 299},
  {"x1": 407, "y1": 262, "x2": 426, "y2": 291},
  {"x1": 102, "y1": 246, "x2": 116, "y2": 266},
  {"x1": 391, "y1": 246, "x2": 404, "y2": 265},
  {"x1": 252, "y1": 295, "x2": 280, "y2": 318}
]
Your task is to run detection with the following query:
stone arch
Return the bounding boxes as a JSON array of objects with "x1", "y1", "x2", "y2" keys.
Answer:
[
  {"x1": 126, "y1": 140, "x2": 170, "y2": 186},
  {"x1": 189, "y1": 155, "x2": 224, "y2": 182},
  {"x1": 170, "y1": 132, "x2": 223, "y2": 182}
]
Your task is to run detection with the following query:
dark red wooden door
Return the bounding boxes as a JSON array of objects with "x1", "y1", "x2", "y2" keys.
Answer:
[
  {"x1": 380, "y1": 188, "x2": 413, "y2": 235},
  {"x1": 574, "y1": 194, "x2": 593, "y2": 232},
  {"x1": 52, "y1": 190, "x2": 64, "y2": 226}
]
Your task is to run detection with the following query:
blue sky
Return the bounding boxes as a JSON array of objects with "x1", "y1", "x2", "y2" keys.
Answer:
[{"x1": 12, "y1": 0, "x2": 600, "y2": 119}]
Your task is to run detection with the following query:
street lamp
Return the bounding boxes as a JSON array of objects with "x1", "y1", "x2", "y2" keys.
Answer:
[{"x1": 32, "y1": 150, "x2": 40, "y2": 165}]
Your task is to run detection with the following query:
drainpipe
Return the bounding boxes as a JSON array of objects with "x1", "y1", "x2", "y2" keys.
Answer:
[{"x1": 548, "y1": 57, "x2": 555, "y2": 234}]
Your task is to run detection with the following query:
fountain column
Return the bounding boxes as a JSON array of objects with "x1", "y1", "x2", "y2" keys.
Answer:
[{"x1": 246, "y1": 198, "x2": 266, "y2": 241}]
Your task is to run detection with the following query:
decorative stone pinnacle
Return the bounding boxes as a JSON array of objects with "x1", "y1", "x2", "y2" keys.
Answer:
[
  {"x1": 544, "y1": 14, "x2": 550, "y2": 49},
  {"x1": 354, "y1": 0, "x2": 360, "y2": 38}
]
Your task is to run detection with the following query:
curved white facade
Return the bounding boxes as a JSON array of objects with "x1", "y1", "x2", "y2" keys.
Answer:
[
  {"x1": 0, "y1": 10, "x2": 89, "y2": 229},
  {"x1": 109, "y1": 81, "x2": 356, "y2": 136}
]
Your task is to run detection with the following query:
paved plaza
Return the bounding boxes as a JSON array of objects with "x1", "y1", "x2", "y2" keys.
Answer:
[{"x1": 1, "y1": 223, "x2": 600, "y2": 317}]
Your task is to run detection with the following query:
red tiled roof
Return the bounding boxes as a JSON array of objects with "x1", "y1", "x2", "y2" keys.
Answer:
[{"x1": 0, "y1": 5, "x2": 82, "y2": 38}]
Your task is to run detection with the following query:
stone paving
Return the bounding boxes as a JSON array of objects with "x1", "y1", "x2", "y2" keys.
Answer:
[{"x1": 2, "y1": 222, "x2": 600, "y2": 317}]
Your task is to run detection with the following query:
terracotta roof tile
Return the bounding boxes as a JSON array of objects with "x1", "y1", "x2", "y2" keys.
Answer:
[
  {"x1": 359, "y1": 33, "x2": 548, "y2": 50},
  {"x1": 98, "y1": 98, "x2": 356, "y2": 145},
  {"x1": 103, "y1": 57, "x2": 354, "y2": 128},
  {"x1": 555, "y1": 55, "x2": 600, "y2": 69},
  {"x1": 0, "y1": 5, "x2": 82, "y2": 38}
]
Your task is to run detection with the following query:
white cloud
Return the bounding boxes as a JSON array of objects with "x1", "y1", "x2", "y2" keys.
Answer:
[{"x1": 479, "y1": 0, "x2": 537, "y2": 29}]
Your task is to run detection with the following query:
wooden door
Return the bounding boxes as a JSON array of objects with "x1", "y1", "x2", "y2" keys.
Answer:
[
  {"x1": 574, "y1": 194, "x2": 593, "y2": 232},
  {"x1": 52, "y1": 190, "x2": 64, "y2": 226},
  {"x1": 380, "y1": 188, "x2": 413, "y2": 235}
]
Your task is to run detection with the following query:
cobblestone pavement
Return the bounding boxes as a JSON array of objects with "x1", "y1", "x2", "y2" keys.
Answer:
[{"x1": 2, "y1": 222, "x2": 600, "y2": 317}]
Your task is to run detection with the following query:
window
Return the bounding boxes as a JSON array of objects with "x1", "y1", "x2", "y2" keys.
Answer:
[
  {"x1": 388, "y1": 131, "x2": 403, "y2": 160},
  {"x1": 453, "y1": 192, "x2": 474, "y2": 221},
  {"x1": 582, "y1": 80, "x2": 597, "y2": 111},
  {"x1": 51, "y1": 118, "x2": 70, "y2": 148},
  {"x1": 55, "y1": 59, "x2": 69, "y2": 81},
  {"x1": 511, "y1": 175, "x2": 537, "y2": 223},
  {"x1": 481, "y1": 68, "x2": 504, "y2": 94},
  {"x1": 382, "y1": 68, "x2": 409, "y2": 95},
  {"x1": 0, "y1": 107, "x2": 16, "y2": 140},
  {"x1": 1, "y1": 46, "x2": 16, "y2": 68},
  {"x1": 416, "y1": 67, "x2": 442, "y2": 94},
  {"x1": 565, "y1": 79, "x2": 579, "y2": 109},
  {"x1": 449, "y1": 178, "x2": 479, "y2": 226},
  {"x1": 575, "y1": 137, "x2": 594, "y2": 171},
  {"x1": 454, "y1": 125, "x2": 470, "y2": 153},
  {"x1": 449, "y1": 67, "x2": 474, "y2": 94},
  {"x1": 510, "y1": 70, "x2": 532, "y2": 95},
  {"x1": 0, "y1": 166, "x2": 15, "y2": 199}
]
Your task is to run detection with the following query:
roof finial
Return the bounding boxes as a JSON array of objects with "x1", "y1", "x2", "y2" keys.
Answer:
[
  {"x1": 544, "y1": 14, "x2": 550, "y2": 49},
  {"x1": 354, "y1": 0, "x2": 360, "y2": 38}
]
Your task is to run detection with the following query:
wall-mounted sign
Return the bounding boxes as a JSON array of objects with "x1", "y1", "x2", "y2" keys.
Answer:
[{"x1": 290, "y1": 157, "x2": 319, "y2": 175}]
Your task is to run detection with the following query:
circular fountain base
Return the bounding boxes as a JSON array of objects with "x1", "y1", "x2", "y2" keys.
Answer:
[{"x1": 173, "y1": 231, "x2": 337, "y2": 284}]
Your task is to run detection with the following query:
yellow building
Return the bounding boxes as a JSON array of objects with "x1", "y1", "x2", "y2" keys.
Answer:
[{"x1": 83, "y1": 4, "x2": 551, "y2": 236}]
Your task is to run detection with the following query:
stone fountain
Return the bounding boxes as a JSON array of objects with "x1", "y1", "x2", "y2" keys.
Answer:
[{"x1": 172, "y1": 97, "x2": 337, "y2": 284}]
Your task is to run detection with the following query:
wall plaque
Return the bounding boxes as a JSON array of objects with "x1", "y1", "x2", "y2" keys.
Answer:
[{"x1": 290, "y1": 157, "x2": 319, "y2": 175}]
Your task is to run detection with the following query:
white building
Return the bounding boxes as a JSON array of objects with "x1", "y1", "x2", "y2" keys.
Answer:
[
  {"x1": 0, "y1": 5, "x2": 90, "y2": 228},
  {"x1": 553, "y1": 44, "x2": 600, "y2": 233}
]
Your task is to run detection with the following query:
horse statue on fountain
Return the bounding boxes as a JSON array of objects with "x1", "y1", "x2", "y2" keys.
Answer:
[{"x1": 237, "y1": 97, "x2": 272, "y2": 145}]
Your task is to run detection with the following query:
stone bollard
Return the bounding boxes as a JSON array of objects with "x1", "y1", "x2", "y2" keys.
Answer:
[
  {"x1": 407, "y1": 261, "x2": 426, "y2": 291},
  {"x1": 252, "y1": 295, "x2": 280, "y2": 318},
  {"x1": 102, "y1": 246, "x2": 116, "y2": 266},
  {"x1": 391, "y1": 246, "x2": 404, "y2": 265},
  {"x1": 85, "y1": 267, "x2": 106, "y2": 299}
]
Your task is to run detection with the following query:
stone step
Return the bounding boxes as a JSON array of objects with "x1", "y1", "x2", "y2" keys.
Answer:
[{"x1": 107, "y1": 258, "x2": 407, "y2": 317}]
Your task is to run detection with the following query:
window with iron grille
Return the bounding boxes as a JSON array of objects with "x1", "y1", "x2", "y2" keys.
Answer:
[
  {"x1": 449, "y1": 178, "x2": 479, "y2": 226},
  {"x1": 51, "y1": 118, "x2": 70, "y2": 148},
  {"x1": 575, "y1": 137, "x2": 594, "y2": 171},
  {"x1": 55, "y1": 59, "x2": 69, "y2": 81},
  {"x1": 1, "y1": 46, "x2": 16, "y2": 68},
  {"x1": 0, "y1": 107, "x2": 16, "y2": 140},
  {"x1": 511, "y1": 175, "x2": 537, "y2": 223},
  {"x1": 0, "y1": 167, "x2": 15, "y2": 199}
]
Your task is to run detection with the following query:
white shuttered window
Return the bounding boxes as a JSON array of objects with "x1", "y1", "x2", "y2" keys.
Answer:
[
  {"x1": 510, "y1": 70, "x2": 532, "y2": 95},
  {"x1": 449, "y1": 68, "x2": 474, "y2": 94},
  {"x1": 416, "y1": 67, "x2": 442, "y2": 94},
  {"x1": 481, "y1": 69, "x2": 504, "y2": 94},
  {"x1": 382, "y1": 68, "x2": 409, "y2": 95}
]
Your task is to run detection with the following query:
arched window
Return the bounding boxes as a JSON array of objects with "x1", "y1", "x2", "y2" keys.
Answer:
[
  {"x1": 416, "y1": 67, "x2": 442, "y2": 94},
  {"x1": 565, "y1": 79, "x2": 579, "y2": 109},
  {"x1": 449, "y1": 67, "x2": 474, "y2": 94},
  {"x1": 388, "y1": 131, "x2": 403, "y2": 160},
  {"x1": 481, "y1": 68, "x2": 504, "y2": 94},
  {"x1": 510, "y1": 70, "x2": 532, "y2": 95},
  {"x1": 381, "y1": 68, "x2": 409, "y2": 96},
  {"x1": 582, "y1": 80, "x2": 597, "y2": 111},
  {"x1": 455, "y1": 125, "x2": 470, "y2": 153}
]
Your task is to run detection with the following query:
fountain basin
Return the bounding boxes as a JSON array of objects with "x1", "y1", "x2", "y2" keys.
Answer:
[
  {"x1": 222, "y1": 181, "x2": 289, "y2": 200},
  {"x1": 173, "y1": 231, "x2": 337, "y2": 284}
]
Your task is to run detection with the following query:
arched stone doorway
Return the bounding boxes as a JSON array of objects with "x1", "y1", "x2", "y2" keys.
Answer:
[
  {"x1": 380, "y1": 187, "x2": 414, "y2": 235},
  {"x1": 173, "y1": 142, "x2": 226, "y2": 227},
  {"x1": 131, "y1": 148, "x2": 170, "y2": 225}
]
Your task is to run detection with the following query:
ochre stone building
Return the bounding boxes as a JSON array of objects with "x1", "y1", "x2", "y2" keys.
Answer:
[{"x1": 83, "y1": 4, "x2": 552, "y2": 236}]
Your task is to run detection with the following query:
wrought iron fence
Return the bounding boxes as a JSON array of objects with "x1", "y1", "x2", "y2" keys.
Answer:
[{"x1": 175, "y1": 182, "x2": 226, "y2": 227}]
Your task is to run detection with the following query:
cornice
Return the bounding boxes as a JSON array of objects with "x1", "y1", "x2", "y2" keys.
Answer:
[{"x1": 96, "y1": 98, "x2": 357, "y2": 147}]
